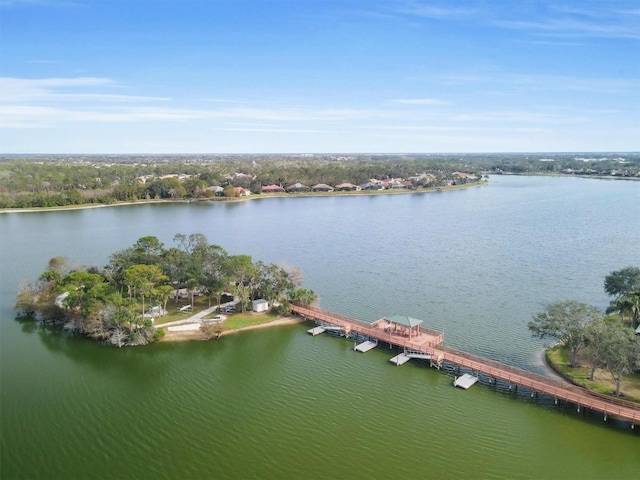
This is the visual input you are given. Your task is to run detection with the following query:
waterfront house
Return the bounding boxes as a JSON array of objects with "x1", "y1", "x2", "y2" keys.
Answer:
[
  {"x1": 335, "y1": 182, "x2": 360, "y2": 191},
  {"x1": 286, "y1": 182, "x2": 310, "y2": 193},
  {"x1": 312, "y1": 183, "x2": 334, "y2": 192},
  {"x1": 206, "y1": 185, "x2": 224, "y2": 196},
  {"x1": 233, "y1": 187, "x2": 250, "y2": 197},
  {"x1": 261, "y1": 184, "x2": 285, "y2": 193},
  {"x1": 453, "y1": 172, "x2": 477, "y2": 182},
  {"x1": 388, "y1": 180, "x2": 409, "y2": 189},
  {"x1": 361, "y1": 182, "x2": 383, "y2": 190}
]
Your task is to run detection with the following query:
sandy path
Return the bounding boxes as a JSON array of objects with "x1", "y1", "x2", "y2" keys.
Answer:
[{"x1": 159, "y1": 316, "x2": 305, "y2": 342}]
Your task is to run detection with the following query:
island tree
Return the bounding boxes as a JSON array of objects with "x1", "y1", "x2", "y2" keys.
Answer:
[
  {"x1": 528, "y1": 300, "x2": 601, "y2": 367},
  {"x1": 587, "y1": 319, "x2": 640, "y2": 396},
  {"x1": 604, "y1": 266, "x2": 640, "y2": 299},
  {"x1": 604, "y1": 266, "x2": 640, "y2": 327},
  {"x1": 224, "y1": 254, "x2": 260, "y2": 312},
  {"x1": 123, "y1": 264, "x2": 168, "y2": 317}
]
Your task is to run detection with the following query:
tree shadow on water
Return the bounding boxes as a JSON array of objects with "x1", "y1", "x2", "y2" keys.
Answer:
[{"x1": 16, "y1": 314, "x2": 167, "y2": 388}]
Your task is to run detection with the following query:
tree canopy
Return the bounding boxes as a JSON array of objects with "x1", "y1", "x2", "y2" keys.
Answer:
[
  {"x1": 604, "y1": 266, "x2": 640, "y2": 299},
  {"x1": 528, "y1": 300, "x2": 601, "y2": 367},
  {"x1": 604, "y1": 266, "x2": 640, "y2": 327},
  {"x1": 587, "y1": 318, "x2": 640, "y2": 396}
]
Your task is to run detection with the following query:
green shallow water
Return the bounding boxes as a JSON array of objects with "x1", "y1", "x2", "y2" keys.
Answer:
[
  {"x1": 3, "y1": 322, "x2": 639, "y2": 479},
  {"x1": 2, "y1": 176, "x2": 639, "y2": 479}
]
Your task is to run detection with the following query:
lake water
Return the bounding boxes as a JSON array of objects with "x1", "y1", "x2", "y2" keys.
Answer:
[{"x1": 1, "y1": 175, "x2": 639, "y2": 479}]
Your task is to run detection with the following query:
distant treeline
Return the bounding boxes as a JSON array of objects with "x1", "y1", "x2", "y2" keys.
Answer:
[{"x1": 1, "y1": 153, "x2": 638, "y2": 209}]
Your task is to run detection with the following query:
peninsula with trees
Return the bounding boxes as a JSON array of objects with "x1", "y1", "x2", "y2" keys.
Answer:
[
  {"x1": 529, "y1": 266, "x2": 640, "y2": 401},
  {"x1": 15, "y1": 233, "x2": 316, "y2": 347}
]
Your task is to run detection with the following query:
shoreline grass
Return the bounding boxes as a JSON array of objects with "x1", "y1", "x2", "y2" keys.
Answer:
[{"x1": 545, "y1": 346, "x2": 640, "y2": 403}]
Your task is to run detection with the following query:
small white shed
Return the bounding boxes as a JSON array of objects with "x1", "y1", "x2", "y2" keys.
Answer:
[{"x1": 252, "y1": 299, "x2": 269, "y2": 313}]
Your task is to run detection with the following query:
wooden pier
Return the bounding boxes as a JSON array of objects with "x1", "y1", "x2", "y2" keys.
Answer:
[{"x1": 291, "y1": 303, "x2": 640, "y2": 427}]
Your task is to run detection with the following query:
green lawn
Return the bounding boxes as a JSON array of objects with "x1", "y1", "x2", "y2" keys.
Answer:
[
  {"x1": 150, "y1": 295, "x2": 216, "y2": 325},
  {"x1": 151, "y1": 295, "x2": 281, "y2": 330},
  {"x1": 221, "y1": 312, "x2": 280, "y2": 330},
  {"x1": 546, "y1": 346, "x2": 640, "y2": 402}
]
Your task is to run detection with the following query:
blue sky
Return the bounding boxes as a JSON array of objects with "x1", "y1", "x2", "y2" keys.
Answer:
[{"x1": 1, "y1": 0, "x2": 639, "y2": 153}]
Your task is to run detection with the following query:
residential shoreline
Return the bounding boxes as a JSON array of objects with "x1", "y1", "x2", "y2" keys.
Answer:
[{"x1": 0, "y1": 181, "x2": 486, "y2": 214}]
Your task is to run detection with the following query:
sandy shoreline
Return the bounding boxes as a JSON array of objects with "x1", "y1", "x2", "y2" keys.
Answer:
[{"x1": 159, "y1": 315, "x2": 306, "y2": 342}]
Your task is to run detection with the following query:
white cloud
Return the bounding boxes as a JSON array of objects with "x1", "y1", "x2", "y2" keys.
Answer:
[
  {"x1": 0, "y1": 76, "x2": 393, "y2": 129},
  {"x1": 379, "y1": 1, "x2": 640, "y2": 40},
  {"x1": 0, "y1": 77, "x2": 114, "y2": 102},
  {"x1": 0, "y1": 0, "x2": 84, "y2": 7},
  {"x1": 0, "y1": 104, "x2": 210, "y2": 128},
  {"x1": 391, "y1": 98, "x2": 448, "y2": 105},
  {"x1": 434, "y1": 72, "x2": 638, "y2": 94},
  {"x1": 219, "y1": 127, "x2": 327, "y2": 134},
  {"x1": 450, "y1": 110, "x2": 586, "y2": 124},
  {"x1": 495, "y1": 18, "x2": 640, "y2": 40},
  {"x1": 390, "y1": 2, "x2": 477, "y2": 19}
]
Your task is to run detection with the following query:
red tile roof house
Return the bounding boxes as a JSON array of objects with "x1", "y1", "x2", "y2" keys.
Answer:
[
  {"x1": 233, "y1": 187, "x2": 250, "y2": 197},
  {"x1": 452, "y1": 172, "x2": 478, "y2": 181},
  {"x1": 261, "y1": 184, "x2": 285, "y2": 193},
  {"x1": 312, "y1": 183, "x2": 334, "y2": 192}
]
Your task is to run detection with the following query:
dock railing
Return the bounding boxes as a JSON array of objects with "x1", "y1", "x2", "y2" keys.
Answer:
[
  {"x1": 440, "y1": 345, "x2": 640, "y2": 413},
  {"x1": 291, "y1": 303, "x2": 444, "y2": 349},
  {"x1": 291, "y1": 302, "x2": 640, "y2": 424}
]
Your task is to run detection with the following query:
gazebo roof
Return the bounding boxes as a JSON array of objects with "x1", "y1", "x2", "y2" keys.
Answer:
[{"x1": 384, "y1": 315, "x2": 423, "y2": 328}]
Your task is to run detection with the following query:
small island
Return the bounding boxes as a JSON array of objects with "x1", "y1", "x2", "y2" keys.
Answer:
[{"x1": 15, "y1": 233, "x2": 316, "y2": 347}]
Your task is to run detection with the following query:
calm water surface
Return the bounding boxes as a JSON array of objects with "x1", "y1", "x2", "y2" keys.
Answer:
[{"x1": 1, "y1": 175, "x2": 639, "y2": 479}]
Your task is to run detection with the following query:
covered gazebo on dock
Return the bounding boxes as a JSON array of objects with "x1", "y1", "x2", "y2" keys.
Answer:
[{"x1": 372, "y1": 315, "x2": 423, "y2": 340}]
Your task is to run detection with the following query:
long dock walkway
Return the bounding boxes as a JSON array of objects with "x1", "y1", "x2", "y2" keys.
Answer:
[{"x1": 291, "y1": 303, "x2": 640, "y2": 426}]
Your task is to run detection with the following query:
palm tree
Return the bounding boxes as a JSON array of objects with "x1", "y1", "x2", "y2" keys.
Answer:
[
  {"x1": 606, "y1": 296, "x2": 633, "y2": 323},
  {"x1": 628, "y1": 291, "x2": 640, "y2": 328},
  {"x1": 607, "y1": 291, "x2": 640, "y2": 328}
]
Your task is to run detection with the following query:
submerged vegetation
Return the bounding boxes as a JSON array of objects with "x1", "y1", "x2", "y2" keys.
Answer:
[
  {"x1": 530, "y1": 266, "x2": 640, "y2": 399},
  {"x1": 15, "y1": 233, "x2": 316, "y2": 347},
  {"x1": 1, "y1": 153, "x2": 638, "y2": 209}
]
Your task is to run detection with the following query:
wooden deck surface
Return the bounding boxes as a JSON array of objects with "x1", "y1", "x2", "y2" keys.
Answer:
[{"x1": 291, "y1": 303, "x2": 640, "y2": 425}]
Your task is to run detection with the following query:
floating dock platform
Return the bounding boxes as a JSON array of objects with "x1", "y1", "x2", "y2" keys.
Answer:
[
  {"x1": 354, "y1": 340, "x2": 377, "y2": 352},
  {"x1": 307, "y1": 326, "x2": 326, "y2": 336},
  {"x1": 454, "y1": 373, "x2": 479, "y2": 389},
  {"x1": 389, "y1": 353, "x2": 411, "y2": 365}
]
